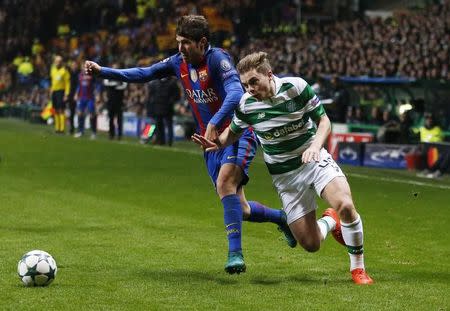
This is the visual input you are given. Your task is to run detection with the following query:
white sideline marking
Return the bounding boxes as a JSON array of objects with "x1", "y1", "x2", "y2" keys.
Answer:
[
  {"x1": 115, "y1": 140, "x2": 450, "y2": 190},
  {"x1": 347, "y1": 173, "x2": 450, "y2": 190}
]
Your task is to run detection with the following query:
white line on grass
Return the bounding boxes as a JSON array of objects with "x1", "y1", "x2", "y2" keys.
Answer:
[
  {"x1": 346, "y1": 173, "x2": 450, "y2": 190},
  {"x1": 111, "y1": 139, "x2": 450, "y2": 190}
]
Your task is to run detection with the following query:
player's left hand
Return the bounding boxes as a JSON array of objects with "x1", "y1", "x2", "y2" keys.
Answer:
[
  {"x1": 302, "y1": 145, "x2": 321, "y2": 163},
  {"x1": 191, "y1": 133, "x2": 219, "y2": 152},
  {"x1": 205, "y1": 123, "x2": 219, "y2": 144}
]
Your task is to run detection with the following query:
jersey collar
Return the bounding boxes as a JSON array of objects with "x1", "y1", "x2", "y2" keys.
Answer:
[{"x1": 273, "y1": 75, "x2": 282, "y2": 96}]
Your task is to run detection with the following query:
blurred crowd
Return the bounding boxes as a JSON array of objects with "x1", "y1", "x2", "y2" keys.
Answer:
[
  {"x1": 237, "y1": 2, "x2": 449, "y2": 79},
  {"x1": 0, "y1": 0, "x2": 449, "y2": 141}
]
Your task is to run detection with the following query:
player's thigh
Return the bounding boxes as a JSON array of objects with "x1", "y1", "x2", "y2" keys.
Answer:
[
  {"x1": 221, "y1": 132, "x2": 257, "y2": 180},
  {"x1": 217, "y1": 163, "x2": 244, "y2": 189},
  {"x1": 217, "y1": 132, "x2": 257, "y2": 188},
  {"x1": 289, "y1": 210, "x2": 322, "y2": 250},
  {"x1": 77, "y1": 100, "x2": 87, "y2": 113},
  {"x1": 87, "y1": 100, "x2": 95, "y2": 114}
]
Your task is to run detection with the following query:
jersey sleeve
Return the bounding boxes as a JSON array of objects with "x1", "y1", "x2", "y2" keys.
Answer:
[
  {"x1": 230, "y1": 99, "x2": 250, "y2": 134},
  {"x1": 99, "y1": 57, "x2": 176, "y2": 83},
  {"x1": 208, "y1": 50, "x2": 244, "y2": 126},
  {"x1": 296, "y1": 78, "x2": 326, "y2": 122}
]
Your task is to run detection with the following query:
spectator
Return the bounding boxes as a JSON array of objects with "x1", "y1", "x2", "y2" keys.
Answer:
[
  {"x1": 103, "y1": 63, "x2": 127, "y2": 140},
  {"x1": 17, "y1": 57, "x2": 34, "y2": 87},
  {"x1": 398, "y1": 111, "x2": 415, "y2": 144},
  {"x1": 147, "y1": 77, "x2": 180, "y2": 146},
  {"x1": 417, "y1": 112, "x2": 444, "y2": 143},
  {"x1": 67, "y1": 60, "x2": 79, "y2": 135},
  {"x1": 415, "y1": 112, "x2": 448, "y2": 178},
  {"x1": 353, "y1": 106, "x2": 367, "y2": 124},
  {"x1": 368, "y1": 106, "x2": 383, "y2": 125},
  {"x1": 328, "y1": 76, "x2": 350, "y2": 123},
  {"x1": 74, "y1": 65, "x2": 98, "y2": 139}
]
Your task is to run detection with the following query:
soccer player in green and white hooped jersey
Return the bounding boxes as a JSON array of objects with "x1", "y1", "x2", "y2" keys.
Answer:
[{"x1": 192, "y1": 51, "x2": 374, "y2": 285}]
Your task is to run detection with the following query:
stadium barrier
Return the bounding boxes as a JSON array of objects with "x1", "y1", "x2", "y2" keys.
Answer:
[
  {"x1": 328, "y1": 131, "x2": 374, "y2": 160},
  {"x1": 363, "y1": 143, "x2": 416, "y2": 169},
  {"x1": 0, "y1": 104, "x2": 43, "y2": 123},
  {"x1": 337, "y1": 142, "x2": 416, "y2": 169},
  {"x1": 337, "y1": 141, "x2": 450, "y2": 172}
]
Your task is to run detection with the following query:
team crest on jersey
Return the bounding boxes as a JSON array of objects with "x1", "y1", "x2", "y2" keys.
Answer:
[
  {"x1": 257, "y1": 112, "x2": 266, "y2": 119},
  {"x1": 220, "y1": 60, "x2": 232, "y2": 71},
  {"x1": 190, "y1": 69, "x2": 198, "y2": 82},
  {"x1": 286, "y1": 100, "x2": 296, "y2": 112},
  {"x1": 198, "y1": 70, "x2": 208, "y2": 82}
]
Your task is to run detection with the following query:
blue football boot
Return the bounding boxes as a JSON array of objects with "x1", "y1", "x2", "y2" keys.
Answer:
[
  {"x1": 224, "y1": 251, "x2": 246, "y2": 274},
  {"x1": 277, "y1": 211, "x2": 297, "y2": 248}
]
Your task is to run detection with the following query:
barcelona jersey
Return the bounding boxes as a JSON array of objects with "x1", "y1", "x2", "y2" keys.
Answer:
[
  {"x1": 99, "y1": 47, "x2": 257, "y2": 186},
  {"x1": 100, "y1": 47, "x2": 243, "y2": 136},
  {"x1": 76, "y1": 72, "x2": 96, "y2": 100}
]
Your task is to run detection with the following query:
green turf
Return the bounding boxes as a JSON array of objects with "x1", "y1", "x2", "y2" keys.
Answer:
[{"x1": 0, "y1": 118, "x2": 449, "y2": 310}]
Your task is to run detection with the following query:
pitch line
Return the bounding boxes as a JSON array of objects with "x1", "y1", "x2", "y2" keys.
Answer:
[
  {"x1": 346, "y1": 173, "x2": 450, "y2": 190},
  {"x1": 113, "y1": 140, "x2": 450, "y2": 190}
]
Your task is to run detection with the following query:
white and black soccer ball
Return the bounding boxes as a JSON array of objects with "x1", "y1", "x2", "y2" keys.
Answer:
[{"x1": 17, "y1": 250, "x2": 57, "y2": 287}]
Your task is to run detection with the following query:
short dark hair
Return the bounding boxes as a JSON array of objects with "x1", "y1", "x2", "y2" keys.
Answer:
[{"x1": 176, "y1": 15, "x2": 210, "y2": 42}]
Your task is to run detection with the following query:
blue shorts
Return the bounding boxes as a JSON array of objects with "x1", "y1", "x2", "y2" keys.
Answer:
[
  {"x1": 77, "y1": 99, "x2": 95, "y2": 114},
  {"x1": 204, "y1": 129, "x2": 258, "y2": 188}
]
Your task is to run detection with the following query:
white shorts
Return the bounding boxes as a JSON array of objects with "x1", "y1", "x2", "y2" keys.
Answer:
[{"x1": 271, "y1": 148, "x2": 345, "y2": 225}]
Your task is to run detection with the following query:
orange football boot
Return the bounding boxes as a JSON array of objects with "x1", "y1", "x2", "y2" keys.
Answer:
[{"x1": 351, "y1": 268, "x2": 374, "y2": 285}]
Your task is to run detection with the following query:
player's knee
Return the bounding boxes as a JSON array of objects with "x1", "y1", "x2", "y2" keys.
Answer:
[
  {"x1": 335, "y1": 198, "x2": 356, "y2": 221},
  {"x1": 216, "y1": 174, "x2": 240, "y2": 197},
  {"x1": 300, "y1": 240, "x2": 321, "y2": 253},
  {"x1": 216, "y1": 179, "x2": 237, "y2": 197}
]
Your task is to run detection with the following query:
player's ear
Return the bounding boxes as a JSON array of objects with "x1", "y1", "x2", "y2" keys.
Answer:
[
  {"x1": 199, "y1": 37, "x2": 208, "y2": 49},
  {"x1": 268, "y1": 70, "x2": 273, "y2": 80}
]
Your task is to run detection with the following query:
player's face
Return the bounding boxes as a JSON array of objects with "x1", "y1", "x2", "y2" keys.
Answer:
[
  {"x1": 54, "y1": 56, "x2": 63, "y2": 68},
  {"x1": 240, "y1": 69, "x2": 275, "y2": 100},
  {"x1": 176, "y1": 35, "x2": 206, "y2": 65}
]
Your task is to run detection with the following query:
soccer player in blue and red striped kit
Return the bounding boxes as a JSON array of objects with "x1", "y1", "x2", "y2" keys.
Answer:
[
  {"x1": 84, "y1": 15, "x2": 295, "y2": 274},
  {"x1": 74, "y1": 65, "x2": 98, "y2": 139}
]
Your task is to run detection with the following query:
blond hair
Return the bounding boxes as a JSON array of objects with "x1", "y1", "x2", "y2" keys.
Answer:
[{"x1": 236, "y1": 52, "x2": 272, "y2": 74}]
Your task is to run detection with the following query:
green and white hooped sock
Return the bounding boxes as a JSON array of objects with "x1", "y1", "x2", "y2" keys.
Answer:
[
  {"x1": 317, "y1": 216, "x2": 336, "y2": 241},
  {"x1": 341, "y1": 214, "x2": 365, "y2": 271}
]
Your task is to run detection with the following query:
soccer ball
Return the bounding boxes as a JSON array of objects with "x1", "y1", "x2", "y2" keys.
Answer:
[{"x1": 17, "y1": 250, "x2": 57, "y2": 287}]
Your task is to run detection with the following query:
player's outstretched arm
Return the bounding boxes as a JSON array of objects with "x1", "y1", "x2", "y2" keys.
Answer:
[{"x1": 84, "y1": 61, "x2": 101, "y2": 76}]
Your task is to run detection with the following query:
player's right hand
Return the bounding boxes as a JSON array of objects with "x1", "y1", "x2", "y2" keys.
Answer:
[
  {"x1": 84, "y1": 61, "x2": 101, "y2": 75},
  {"x1": 191, "y1": 133, "x2": 219, "y2": 152}
]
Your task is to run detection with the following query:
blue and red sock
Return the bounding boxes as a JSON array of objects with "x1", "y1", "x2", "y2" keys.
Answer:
[
  {"x1": 221, "y1": 194, "x2": 243, "y2": 253},
  {"x1": 247, "y1": 201, "x2": 284, "y2": 225}
]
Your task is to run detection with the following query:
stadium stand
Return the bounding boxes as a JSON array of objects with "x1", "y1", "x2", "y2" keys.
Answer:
[{"x1": 0, "y1": 0, "x2": 448, "y2": 139}]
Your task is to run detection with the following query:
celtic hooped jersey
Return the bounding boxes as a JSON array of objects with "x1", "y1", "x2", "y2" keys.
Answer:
[{"x1": 230, "y1": 76, "x2": 326, "y2": 175}]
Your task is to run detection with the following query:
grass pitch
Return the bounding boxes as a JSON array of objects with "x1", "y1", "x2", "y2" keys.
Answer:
[{"x1": 0, "y1": 118, "x2": 449, "y2": 310}]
